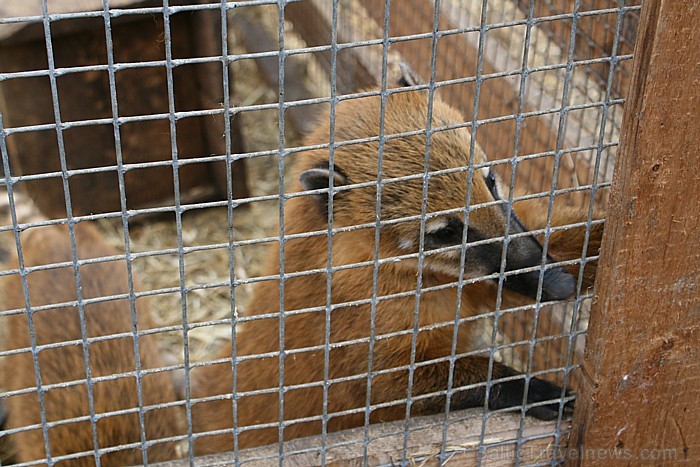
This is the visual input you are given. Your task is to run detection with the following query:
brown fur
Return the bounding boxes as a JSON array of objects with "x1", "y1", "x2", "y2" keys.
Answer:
[
  {"x1": 0, "y1": 223, "x2": 185, "y2": 465},
  {"x1": 188, "y1": 90, "x2": 605, "y2": 453}
]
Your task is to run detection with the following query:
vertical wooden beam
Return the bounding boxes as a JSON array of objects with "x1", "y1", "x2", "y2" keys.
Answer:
[
  {"x1": 568, "y1": 1, "x2": 700, "y2": 465},
  {"x1": 191, "y1": 6, "x2": 250, "y2": 200}
]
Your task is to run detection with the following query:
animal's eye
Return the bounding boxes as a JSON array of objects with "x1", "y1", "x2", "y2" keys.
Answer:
[
  {"x1": 433, "y1": 224, "x2": 460, "y2": 242},
  {"x1": 485, "y1": 168, "x2": 498, "y2": 197}
]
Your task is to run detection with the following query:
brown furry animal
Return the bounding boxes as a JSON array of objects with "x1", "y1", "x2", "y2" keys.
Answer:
[
  {"x1": 188, "y1": 88, "x2": 604, "y2": 454},
  {"x1": 0, "y1": 87, "x2": 604, "y2": 463},
  {"x1": 0, "y1": 223, "x2": 185, "y2": 465}
]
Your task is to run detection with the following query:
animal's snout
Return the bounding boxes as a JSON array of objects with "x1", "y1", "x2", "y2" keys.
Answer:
[
  {"x1": 540, "y1": 266, "x2": 576, "y2": 301},
  {"x1": 498, "y1": 210, "x2": 576, "y2": 301},
  {"x1": 503, "y1": 262, "x2": 575, "y2": 301}
]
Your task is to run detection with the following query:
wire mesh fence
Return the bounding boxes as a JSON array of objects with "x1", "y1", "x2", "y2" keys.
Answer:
[{"x1": 0, "y1": 0, "x2": 640, "y2": 465}]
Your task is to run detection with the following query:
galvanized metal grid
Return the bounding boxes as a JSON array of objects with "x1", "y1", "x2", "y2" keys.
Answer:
[{"x1": 0, "y1": 0, "x2": 640, "y2": 465}]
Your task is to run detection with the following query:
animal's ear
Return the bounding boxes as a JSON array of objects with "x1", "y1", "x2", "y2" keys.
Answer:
[
  {"x1": 396, "y1": 62, "x2": 421, "y2": 87},
  {"x1": 299, "y1": 166, "x2": 349, "y2": 213},
  {"x1": 299, "y1": 166, "x2": 349, "y2": 192}
]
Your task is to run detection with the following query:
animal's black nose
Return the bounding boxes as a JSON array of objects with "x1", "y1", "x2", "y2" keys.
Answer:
[
  {"x1": 540, "y1": 267, "x2": 576, "y2": 301},
  {"x1": 503, "y1": 265, "x2": 575, "y2": 301}
]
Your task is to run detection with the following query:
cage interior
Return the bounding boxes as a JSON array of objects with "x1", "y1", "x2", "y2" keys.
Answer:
[{"x1": 0, "y1": 0, "x2": 640, "y2": 465}]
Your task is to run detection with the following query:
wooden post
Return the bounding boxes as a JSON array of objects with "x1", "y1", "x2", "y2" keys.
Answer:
[
  {"x1": 568, "y1": 1, "x2": 700, "y2": 465},
  {"x1": 191, "y1": 5, "x2": 250, "y2": 201}
]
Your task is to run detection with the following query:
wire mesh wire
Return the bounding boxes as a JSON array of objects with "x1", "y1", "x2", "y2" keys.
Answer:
[{"x1": 0, "y1": 0, "x2": 640, "y2": 465}]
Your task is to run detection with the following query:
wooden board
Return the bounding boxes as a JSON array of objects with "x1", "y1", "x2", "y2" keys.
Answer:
[
  {"x1": 514, "y1": 0, "x2": 640, "y2": 100},
  {"x1": 233, "y1": 0, "x2": 378, "y2": 134},
  {"x1": 568, "y1": 0, "x2": 700, "y2": 464},
  {"x1": 153, "y1": 408, "x2": 571, "y2": 466},
  {"x1": 230, "y1": 12, "x2": 321, "y2": 135},
  {"x1": 0, "y1": 1, "x2": 155, "y2": 44},
  {"x1": 356, "y1": 0, "x2": 585, "y2": 195}
]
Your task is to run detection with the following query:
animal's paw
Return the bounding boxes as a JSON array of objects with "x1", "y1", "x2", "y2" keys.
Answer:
[
  {"x1": 524, "y1": 377, "x2": 574, "y2": 420},
  {"x1": 489, "y1": 375, "x2": 574, "y2": 421}
]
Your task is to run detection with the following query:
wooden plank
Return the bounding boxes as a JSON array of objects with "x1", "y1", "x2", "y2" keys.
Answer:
[
  {"x1": 153, "y1": 408, "x2": 571, "y2": 466},
  {"x1": 514, "y1": 0, "x2": 640, "y2": 100},
  {"x1": 285, "y1": 0, "x2": 376, "y2": 95},
  {"x1": 0, "y1": 0, "x2": 157, "y2": 44},
  {"x1": 567, "y1": 1, "x2": 700, "y2": 465},
  {"x1": 231, "y1": 12, "x2": 319, "y2": 134},
  {"x1": 355, "y1": 0, "x2": 577, "y2": 193}
]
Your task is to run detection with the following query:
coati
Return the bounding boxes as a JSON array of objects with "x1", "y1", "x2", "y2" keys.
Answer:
[
  {"x1": 0, "y1": 85, "x2": 604, "y2": 463},
  {"x1": 187, "y1": 88, "x2": 604, "y2": 453},
  {"x1": 0, "y1": 223, "x2": 185, "y2": 465}
]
